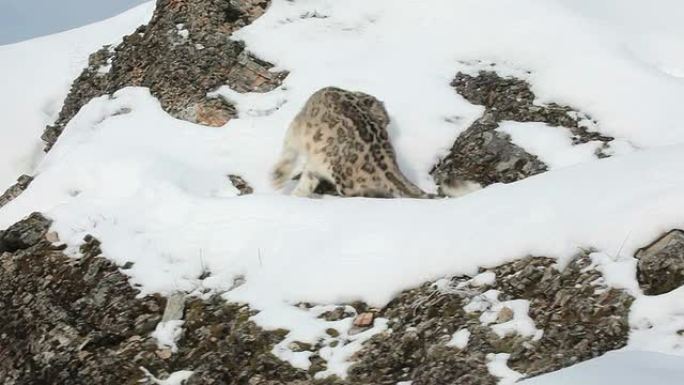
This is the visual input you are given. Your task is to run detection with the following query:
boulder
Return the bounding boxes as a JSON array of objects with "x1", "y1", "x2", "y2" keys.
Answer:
[{"x1": 636, "y1": 230, "x2": 684, "y2": 295}]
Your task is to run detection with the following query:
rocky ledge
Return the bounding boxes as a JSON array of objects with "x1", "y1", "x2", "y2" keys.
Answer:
[{"x1": 3, "y1": 213, "x2": 682, "y2": 384}]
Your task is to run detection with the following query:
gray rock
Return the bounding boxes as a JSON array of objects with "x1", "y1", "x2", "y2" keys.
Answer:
[
  {"x1": 636, "y1": 229, "x2": 684, "y2": 295},
  {"x1": 228, "y1": 174, "x2": 254, "y2": 195},
  {"x1": 0, "y1": 212, "x2": 51, "y2": 252},
  {"x1": 0, "y1": 174, "x2": 33, "y2": 208},
  {"x1": 431, "y1": 71, "x2": 612, "y2": 194}
]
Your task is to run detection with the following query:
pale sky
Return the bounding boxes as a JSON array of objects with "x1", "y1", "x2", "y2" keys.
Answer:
[{"x1": 0, "y1": 0, "x2": 148, "y2": 45}]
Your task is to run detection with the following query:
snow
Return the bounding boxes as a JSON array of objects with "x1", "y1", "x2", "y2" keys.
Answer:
[
  {"x1": 498, "y1": 122, "x2": 603, "y2": 169},
  {"x1": 470, "y1": 271, "x2": 496, "y2": 287},
  {"x1": 140, "y1": 367, "x2": 194, "y2": 385},
  {"x1": 151, "y1": 320, "x2": 184, "y2": 353},
  {"x1": 1, "y1": 0, "x2": 684, "y2": 379},
  {"x1": 446, "y1": 329, "x2": 470, "y2": 349},
  {"x1": 0, "y1": 1, "x2": 155, "y2": 191},
  {"x1": 519, "y1": 351, "x2": 684, "y2": 385},
  {"x1": 486, "y1": 353, "x2": 523, "y2": 385},
  {"x1": 465, "y1": 290, "x2": 542, "y2": 340},
  {"x1": 628, "y1": 286, "x2": 684, "y2": 355}
]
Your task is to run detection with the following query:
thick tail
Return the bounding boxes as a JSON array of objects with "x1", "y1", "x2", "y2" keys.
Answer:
[
  {"x1": 385, "y1": 169, "x2": 429, "y2": 198},
  {"x1": 271, "y1": 139, "x2": 300, "y2": 190}
]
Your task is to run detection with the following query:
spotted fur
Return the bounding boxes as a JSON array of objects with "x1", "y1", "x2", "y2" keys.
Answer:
[{"x1": 272, "y1": 87, "x2": 427, "y2": 198}]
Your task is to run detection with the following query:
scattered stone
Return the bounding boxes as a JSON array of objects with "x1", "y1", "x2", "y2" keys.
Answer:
[
  {"x1": 288, "y1": 341, "x2": 313, "y2": 352},
  {"x1": 496, "y1": 307, "x2": 514, "y2": 324},
  {"x1": 353, "y1": 312, "x2": 376, "y2": 328},
  {"x1": 318, "y1": 305, "x2": 355, "y2": 321},
  {"x1": 636, "y1": 229, "x2": 684, "y2": 295},
  {"x1": 0, "y1": 174, "x2": 33, "y2": 208},
  {"x1": 45, "y1": 231, "x2": 60, "y2": 243},
  {"x1": 431, "y1": 71, "x2": 612, "y2": 194},
  {"x1": 229, "y1": 174, "x2": 254, "y2": 195}
]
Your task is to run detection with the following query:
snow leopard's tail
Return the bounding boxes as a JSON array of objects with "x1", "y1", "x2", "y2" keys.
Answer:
[{"x1": 271, "y1": 127, "x2": 301, "y2": 189}]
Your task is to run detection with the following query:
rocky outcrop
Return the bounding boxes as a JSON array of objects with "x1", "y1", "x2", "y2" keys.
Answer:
[
  {"x1": 636, "y1": 229, "x2": 684, "y2": 295},
  {"x1": 349, "y1": 255, "x2": 633, "y2": 385},
  {"x1": 2, "y1": 212, "x2": 642, "y2": 385},
  {"x1": 0, "y1": 174, "x2": 32, "y2": 209},
  {"x1": 431, "y1": 71, "x2": 612, "y2": 193},
  {"x1": 42, "y1": 0, "x2": 286, "y2": 151},
  {"x1": 0, "y1": 213, "x2": 308, "y2": 385}
]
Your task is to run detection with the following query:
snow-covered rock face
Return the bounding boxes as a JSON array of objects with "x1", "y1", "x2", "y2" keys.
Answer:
[
  {"x1": 41, "y1": 0, "x2": 284, "y2": 151},
  {"x1": 2, "y1": 0, "x2": 684, "y2": 383}
]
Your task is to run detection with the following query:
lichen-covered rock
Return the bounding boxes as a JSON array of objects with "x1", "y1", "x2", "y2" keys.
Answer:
[
  {"x1": 0, "y1": 214, "x2": 167, "y2": 385},
  {"x1": 636, "y1": 229, "x2": 684, "y2": 295},
  {"x1": 348, "y1": 255, "x2": 633, "y2": 384},
  {"x1": 0, "y1": 213, "x2": 315, "y2": 385},
  {"x1": 431, "y1": 71, "x2": 612, "y2": 193},
  {"x1": 42, "y1": 0, "x2": 286, "y2": 151},
  {"x1": 0, "y1": 174, "x2": 33, "y2": 208},
  {"x1": 1, "y1": 212, "x2": 636, "y2": 385}
]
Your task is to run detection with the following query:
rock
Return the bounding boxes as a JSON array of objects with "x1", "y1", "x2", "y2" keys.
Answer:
[
  {"x1": 0, "y1": 212, "x2": 51, "y2": 252},
  {"x1": 45, "y1": 231, "x2": 60, "y2": 243},
  {"x1": 42, "y1": 0, "x2": 286, "y2": 152},
  {"x1": 353, "y1": 312, "x2": 376, "y2": 328},
  {"x1": 0, "y1": 215, "x2": 311, "y2": 385},
  {"x1": 0, "y1": 174, "x2": 33, "y2": 208},
  {"x1": 636, "y1": 230, "x2": 684, "y2": 295},
  {"x1": 496, "y1": 307, "x2": 514, "y2": 323},
  {"x1": 1, "y1": 211, "x2": 637, "y2": 384},
  {"x1": 228, "y1": 174, "x2": 254, "y2": 195},
  {"x1": 431, "y1": 71, "x2": 612, "y2": 194},
  {"x1": 161, "y1": 292, "x2": 186, "y2": 322},
  {"x1": 348, "y1": 254, "x2": 633, "y2": 384}
]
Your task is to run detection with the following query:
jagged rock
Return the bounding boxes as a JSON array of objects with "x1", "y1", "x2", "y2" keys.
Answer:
[
  {"x1": 636, "y1": 229, "x2": 684, "y2": 295},
  {"x1": 0, "y1": 174, "x2": 33, "y2": 208},
  {"x1": 431, "y1": 71, "x2": 612, "y2": 194},
  {"x1": 42, "y1": 0, "x2": 286, "y2": 151},
  {"x1": 0, "y1": 214, "x2": 313, "y2": 385},
  {"x1": 348, "y1": 255, "x2": 633, "y2": 385},
  {"x1": 432, "y1": 112, "x2": 548, "y2": 191},
  {"x1": 229, "y1": 174, "x2": 254, "y2": 195},
  {"x1": 0, "y1": 214, "x2": 166, "y2": 385},
  {"x1": 0, "y1": 211, "x2": 51, "y2": 253}
]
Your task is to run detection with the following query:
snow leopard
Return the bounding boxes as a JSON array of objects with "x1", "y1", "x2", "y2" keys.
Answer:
[{"x1": 272, "y1": 86, "x2": 428, "y2": 198}]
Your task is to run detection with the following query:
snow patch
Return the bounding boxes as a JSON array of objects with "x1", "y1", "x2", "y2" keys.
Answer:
[
  {"x1": 498, "y1": 121, "x2": 604, "y2": 169},
  {"x1": 141, "y1": 368, "x2": 194, "y2": 385},
  {"x1": 487, "y1": 353, "x2": 524, "y2": 385},
  {"x1": 446, "y1": 329, "x2": 470, "y2": 349},
  {"x1": 151, "y1": 320, "x2": 184, "y2": 353},
  {"x1": 465, "y1": 290, "x2": 543, "y2": 340}
]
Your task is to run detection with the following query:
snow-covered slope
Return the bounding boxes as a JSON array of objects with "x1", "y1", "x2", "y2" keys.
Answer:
[
  {"x1": 1, "y1": 0, "x2": 684, "y2": 381},
  {"x1": 520, "y1": 351, "x2": 684, "y2": 385},
  {"x1": 0, "y1": 1, "x2": 155, "y2": 191}
]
